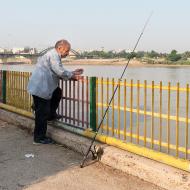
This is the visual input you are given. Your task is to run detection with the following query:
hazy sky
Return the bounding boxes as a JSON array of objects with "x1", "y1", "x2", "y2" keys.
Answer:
[{"x1": 0, "y1": 0, "x2": 190, "y2": 52}]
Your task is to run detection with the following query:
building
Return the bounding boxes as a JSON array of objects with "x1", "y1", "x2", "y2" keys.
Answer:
[
  {"x1": 12, "y1": 48, "x2": 24, "y2": 54},
  {"x1": 0, "y1": 48, "x2": 5, "y2": 53}
]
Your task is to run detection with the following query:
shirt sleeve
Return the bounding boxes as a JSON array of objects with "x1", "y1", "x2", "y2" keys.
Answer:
[{"x1": 49, "y1": 53, "x2": 73, "y2": 80}]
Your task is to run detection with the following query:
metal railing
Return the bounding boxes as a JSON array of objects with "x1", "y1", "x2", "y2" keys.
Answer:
[
  {"x1": 6, "y1": 71, "x2": 32, "y2": 111},
  {"x1": 95, "y1": 78, "x2": 190, "y2": 159},
  {"x1": 1, "y1": 70, "x2": 190, "y2": 160},
  {"x1": 57, "y1": 77, "x2": 90, "y2": 129},
  {"x1": 0, "y1": 70, "x2": 3, "y2": 102},
  {"x1": 4, "y1": 71, "x2": 90, "y2": 129}
]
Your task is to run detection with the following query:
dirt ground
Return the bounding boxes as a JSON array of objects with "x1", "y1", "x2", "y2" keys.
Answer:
[{"x1": 0, "y1": 120, "x2": 165, "y2": 190}]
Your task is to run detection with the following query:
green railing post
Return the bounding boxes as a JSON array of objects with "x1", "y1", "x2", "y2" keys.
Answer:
[
  {"x1": 2, "y1": 70, "x2": 6, "y2": 104},
  {"x1": 90, "y1": 77, "x2": 97, "y2": 131}
]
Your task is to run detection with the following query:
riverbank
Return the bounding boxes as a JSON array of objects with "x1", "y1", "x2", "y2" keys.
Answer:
[
  {"x1": 64, "y1": 59, "x2": 190, "y2": 67},
  {"x1": 1, "y1": 58, "x2": 190, "y2": 67}
]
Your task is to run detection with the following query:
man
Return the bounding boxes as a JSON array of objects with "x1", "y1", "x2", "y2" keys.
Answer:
[{"x1": 27, "y1": 39, "x2": 83, "y2": 144}]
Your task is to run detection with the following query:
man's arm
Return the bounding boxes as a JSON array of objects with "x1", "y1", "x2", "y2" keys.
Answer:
[{"x1": 49, "y1": 54, "x2": 73, "y2": 80}]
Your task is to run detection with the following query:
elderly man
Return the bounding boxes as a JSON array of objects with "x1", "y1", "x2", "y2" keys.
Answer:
[{"x1": 27, "y1": 39, "x2": 83, "y2": 144}]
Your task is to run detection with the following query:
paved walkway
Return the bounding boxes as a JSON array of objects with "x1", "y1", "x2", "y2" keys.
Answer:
[{"x1": 0, "y1": 120, "x2": 165, "y2": 190}]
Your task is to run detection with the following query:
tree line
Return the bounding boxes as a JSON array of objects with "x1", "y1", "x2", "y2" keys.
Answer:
[{"x1": 80, "y1": 50, "x2": 190, "y2": 63}]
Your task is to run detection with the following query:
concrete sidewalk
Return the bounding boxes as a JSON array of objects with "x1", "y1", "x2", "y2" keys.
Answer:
[{"x1": 0, "y1": 120, "x2": 164, "y2": 190}]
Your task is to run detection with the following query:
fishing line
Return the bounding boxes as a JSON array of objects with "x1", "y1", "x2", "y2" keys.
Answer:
[{"x1": 80, "y1": 11, "x2": 154, "y2": 168}]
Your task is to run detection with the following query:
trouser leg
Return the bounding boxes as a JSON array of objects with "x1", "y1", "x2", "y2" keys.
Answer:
[
  {"x1": 50, "y1": 87, "x2": 62, "y2": 117},
  {"x1": 32, "y1": 95, "x2": 50, "y2": 141}
]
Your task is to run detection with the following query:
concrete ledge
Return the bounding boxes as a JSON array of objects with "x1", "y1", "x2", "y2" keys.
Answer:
[{"x1": 0, "y1": 108, "x2": 190, "y2": 190}]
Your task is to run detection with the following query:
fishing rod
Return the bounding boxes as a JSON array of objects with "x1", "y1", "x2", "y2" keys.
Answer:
[{"x1": 80, "y1": 11, "x2": 153, "y2": 168}]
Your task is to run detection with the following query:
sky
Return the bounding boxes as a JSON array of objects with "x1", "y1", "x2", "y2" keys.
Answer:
[{"x1": 0, "y1": 0, "x2": 190, "y2": 53}]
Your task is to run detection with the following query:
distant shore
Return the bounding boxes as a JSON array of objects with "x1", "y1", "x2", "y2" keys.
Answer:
[
  {"x1": 63, "y1": 59, "x2": 190, "y2": 67},
  {"x1": 1, "y1": 58, "x2": 190, "y2": 67}
]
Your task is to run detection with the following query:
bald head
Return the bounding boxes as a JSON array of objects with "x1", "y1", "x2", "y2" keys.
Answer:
[
  {"x1": 55, "y1": 39, "x2": 71, "y2": 58},
  {"x1": 55, "y1": 39, "x2": 71, "y2": 49}
]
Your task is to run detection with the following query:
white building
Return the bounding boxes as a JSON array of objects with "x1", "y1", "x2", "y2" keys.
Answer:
[
  {"x1": 0, "y1": 48, "x2": 5, "y2": 53},
  {"x1": 12, "y1": 48, "x2": 24, "y2": 54}
]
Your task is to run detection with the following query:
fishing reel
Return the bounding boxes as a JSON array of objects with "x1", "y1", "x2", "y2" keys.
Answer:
[{"x1": 89, "y1": 145, "x2": 104, "y2": 161}]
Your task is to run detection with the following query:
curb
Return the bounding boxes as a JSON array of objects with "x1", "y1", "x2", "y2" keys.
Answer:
[{"x1": 0, "y1": 108, "x2": 190, "y2": 190}]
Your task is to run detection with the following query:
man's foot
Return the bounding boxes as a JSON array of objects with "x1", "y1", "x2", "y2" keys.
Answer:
[
  {"x1": 33, "y1": 137, "x2": 55, "y2": 145},
  {"x1": 43, "y1": 137, "x2": 55, "y2": 144}
]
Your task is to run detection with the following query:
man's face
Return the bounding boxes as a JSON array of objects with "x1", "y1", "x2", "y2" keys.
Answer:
[{"x1": 58, "y1": 45, "x2": 70, "y2": 58}]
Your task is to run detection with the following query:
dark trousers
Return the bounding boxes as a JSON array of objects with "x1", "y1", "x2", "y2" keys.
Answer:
[{"x1": 32, "y1": 87, "x2": 62, "y2": 141}]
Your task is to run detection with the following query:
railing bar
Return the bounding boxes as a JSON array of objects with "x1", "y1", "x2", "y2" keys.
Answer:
[
  {"x1": 96, "y1": 78, "x2": 98, "y2": 129},
  {"x1": 106, "y1": 78, "x2": 109, "y2": 135},
  {"x1": 17, "y1": 72, "x2": 20, "y2": 108},
  {"x1": 6, "y1": 71, "x2": 9, "y2": 104},
  {"x1": 72, "y1": 80, "x2": 75, "y2": 125},
  {"x1": 58, "y1": 80, "x2": 60, "y2": 115},
  {"x1": 22, "y1": 72, "x2": 25, "y2": 110},
  {"x1": 118, "y1": 79, "x2": 121, "y2": 139},
  {"x1": 62, "y1": 116, "x2": 89, "y2": 124},
  {"x1": 27, "y1": 73, "x2": 31, "y2": 111},
  {"x1": 17, "y1": 72, "x2": 19, "y2": 107},
  {"x1": 69, "y1": 80, "x2": 71, "y2": 124},
  {"x1": 25, "y1": 72, "x2": 28, "y2": 110},
  {"x1": 22, "y1": 72, "x2": 24, "y2": 109},
  {"x1": 77, "y1": 79, "x2": 80, "y2": 126},
  {"x1": 86, "y1": 77, "x2": 89, "y2": 128},
  {"x1": 151, "y1": 81, "x2": 154, "y2": 149},
  {"x1": 97, "y1": 81, "x2": 190, "y2": 92},
  {"x1": 21, "y1": 72, "x2": 24, "y2": 109},
  {"x1": 137, "y1": 80, "x2": 140, "y2": 144},
  {"x1": 101, "y1": 125, "x2": 190, "y2": 154},
  {"x1": 101, "y1": 77, "x2": 104, "y2": 133},
  {"x1": 14, "y1": 72, "x2": 16, "y2": 104},
  {"x1": 130, "y1": 79, "x2": 133, "y2": 142},
  {"x1": 159, "y1": 81, "x2": 162, "y2": 151},
  {"x1": 185, "y1": 84, "x2": 189, "y2": 159},
  {"x1": 168, "y1": 82, "x2": 171, "y2": 154},
  {"x1": 82, "y1": 77, "x2": 84, "y2": 128},
  {"x1": 124, "y1": 79, "x2": 127, "y2": 140},
  {"x1": 20, "y1": 72, "x2": 23, "y2": 109},
  {"x1": 81, "y1": 77, "x2": 84, "y2": 127},
  {"x1": 97, "y1": 102, "x2": 190, "y2": 123},
  {"x1": 61, "y1": 80, "x2": 64, "y2": 122},
  {"x1": 112, "y1": 78, "x2": 115, "y2": 136},
  {"x1": 176, "y1": 82, "x2": 180, "y2": 157},
  {"x1": 13, "y1": 71, "x2": 16, "y2": 106},
  {"x1": 144, "y1": 80, "x2": 147, "y2": 146},
  {"x1": 65, "y1": 80, "x2": 68, "y2": 123}
]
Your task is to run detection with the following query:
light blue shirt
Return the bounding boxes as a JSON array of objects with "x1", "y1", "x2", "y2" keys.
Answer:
[{"x1": 27, "y1": 48, "x2": 73, "y2": 99}]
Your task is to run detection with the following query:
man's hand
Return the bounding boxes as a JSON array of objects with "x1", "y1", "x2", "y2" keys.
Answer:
[
  {"x1": 72, "y1": 68, "x2": 84, "y2": 75},
  {"x1": 71, "y1": 68, "x2": 84, "y2": 81},
  {"x1": 71, "y1": 75, "x2": 84, "y2": 81}
]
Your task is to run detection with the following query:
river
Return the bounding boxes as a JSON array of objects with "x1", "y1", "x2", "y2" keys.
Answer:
[{"x1": 0, "y1": 63, "x2": 190, "y2": 85}]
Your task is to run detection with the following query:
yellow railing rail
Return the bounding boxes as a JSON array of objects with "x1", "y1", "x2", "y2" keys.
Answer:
[
  {"x1": 6, "y1": 71, "x2": 32, "y2": 111},
  {"x1": 97, "y1": 80, "x2": 190, "y2": 92}
]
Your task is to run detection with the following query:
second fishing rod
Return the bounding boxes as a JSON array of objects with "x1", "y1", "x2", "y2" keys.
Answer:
[{"x1": 80, "y1": 12, "x2": 153, "y2": 168}]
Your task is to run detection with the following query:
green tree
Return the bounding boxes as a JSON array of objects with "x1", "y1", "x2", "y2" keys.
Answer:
[
  {"x1": 147, "y1": 50, "x2": 159, "y2": 58},
  {"x1": 181, "y1": 51, "x2": 190, "y2": 60},
  {"x1": 167, "y1": 50, "x2": 182, "y2": 62},
  {"x1": 136, "y1": 51, "x2": 145, "y2": 58}
]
